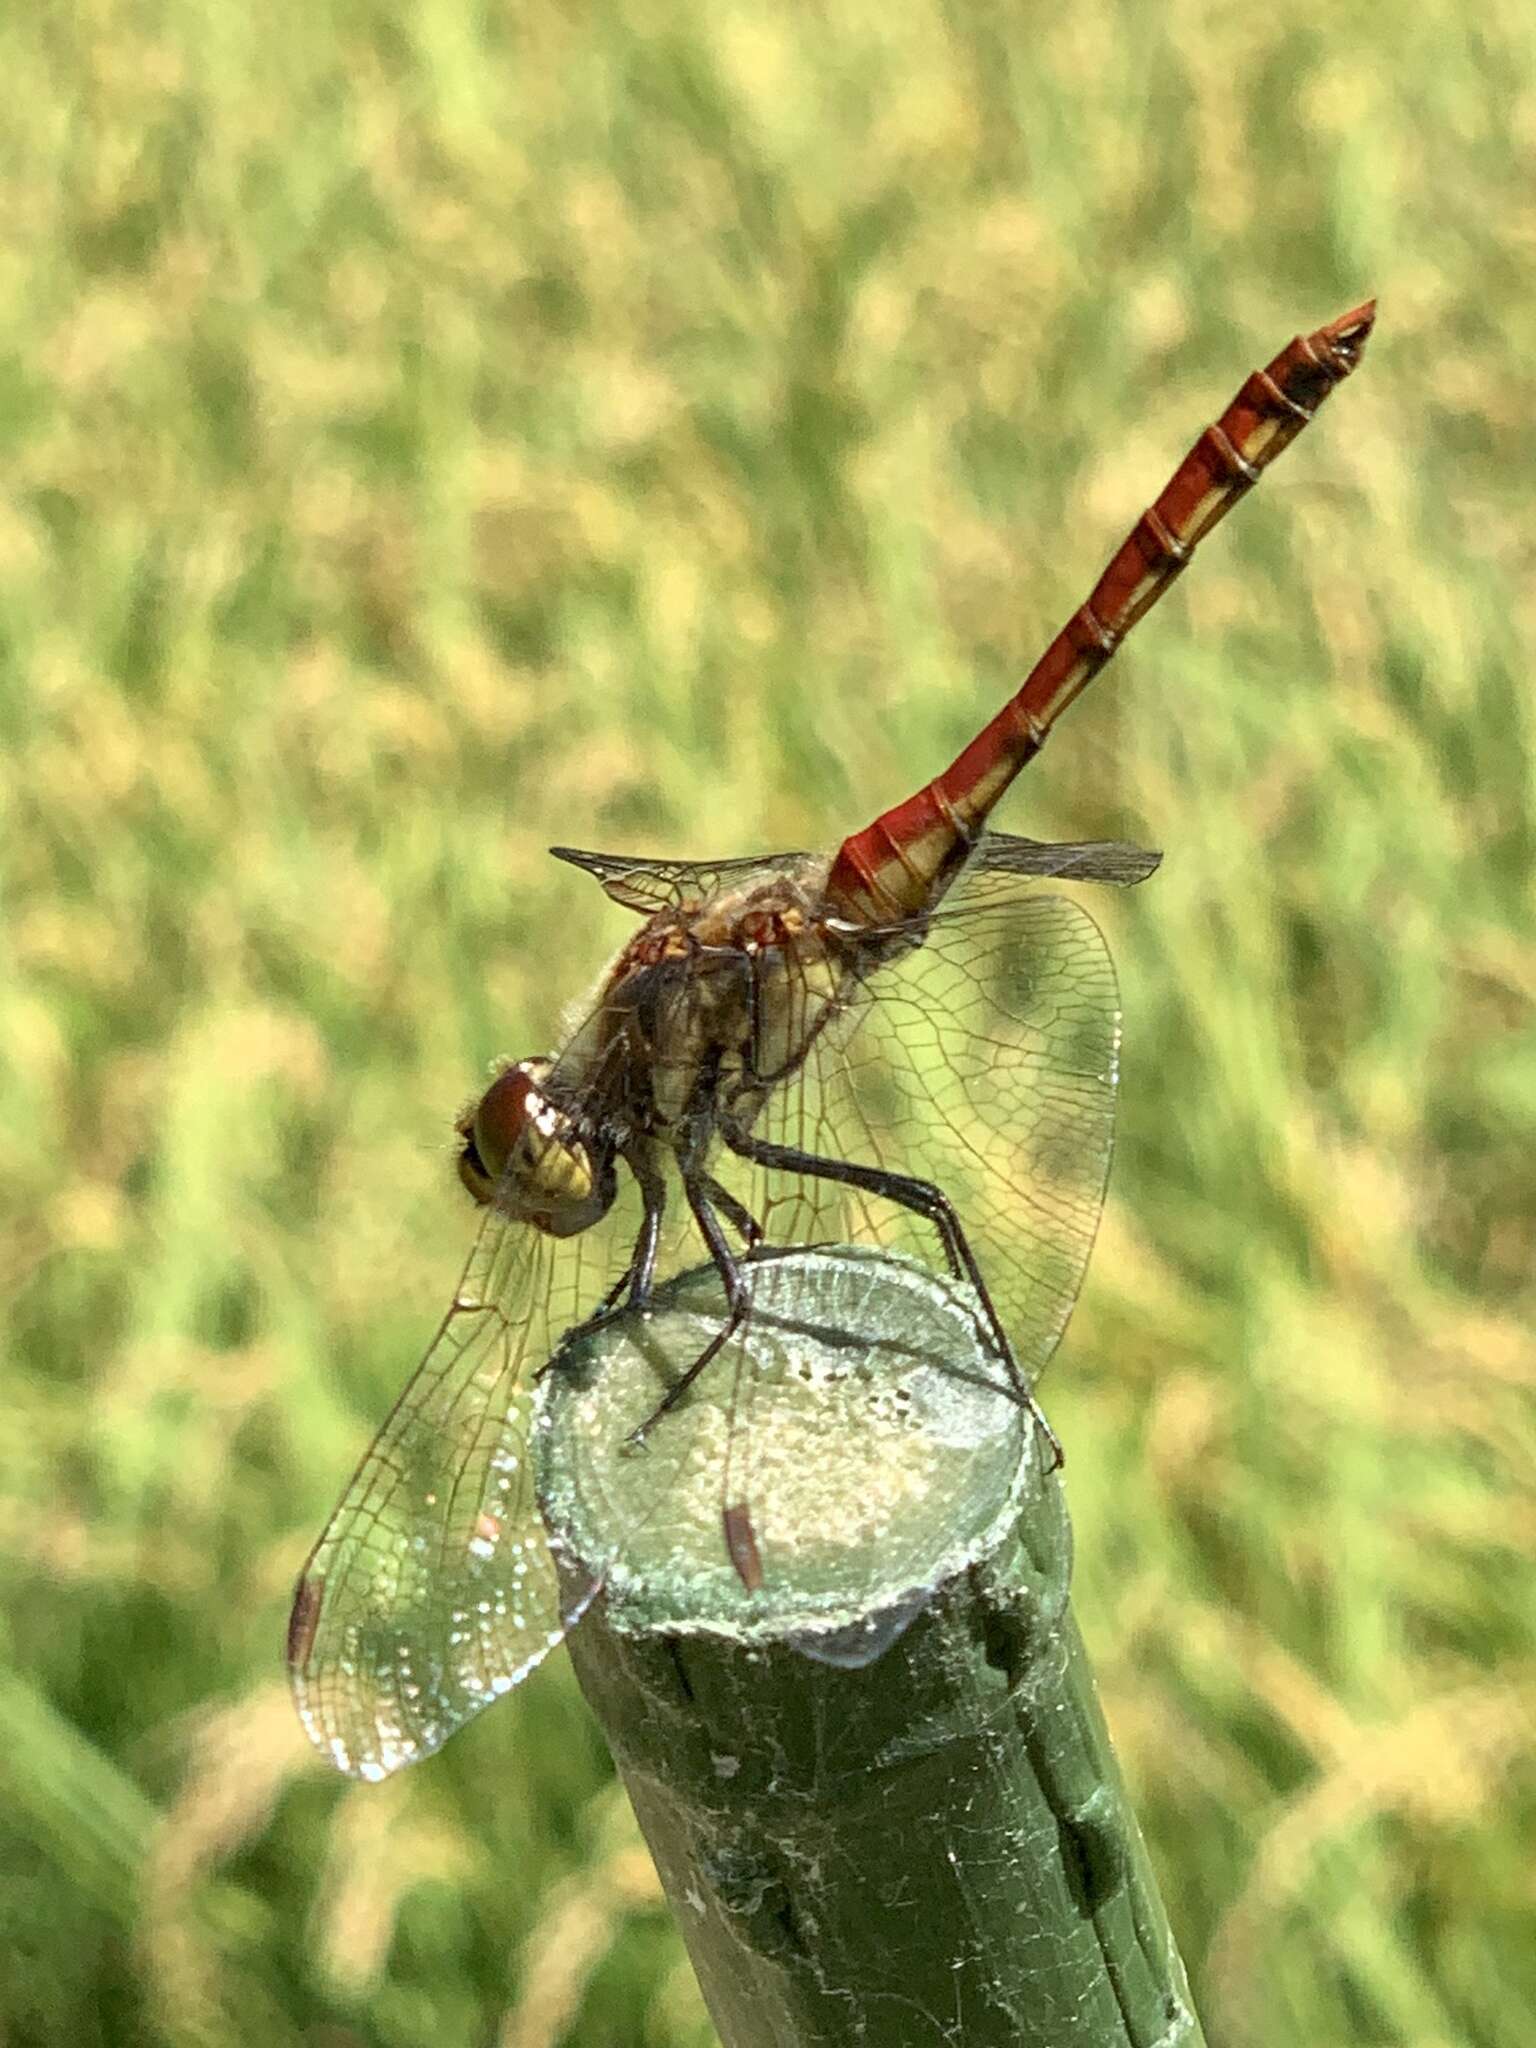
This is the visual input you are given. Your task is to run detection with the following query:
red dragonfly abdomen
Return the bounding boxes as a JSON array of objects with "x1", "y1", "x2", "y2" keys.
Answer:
[{"x1": 825, "y1": 299, "x2": 1377, "y2": 925}]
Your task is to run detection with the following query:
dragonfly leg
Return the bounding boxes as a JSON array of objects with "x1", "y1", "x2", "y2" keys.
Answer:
[
  {"x1": 722, "y1": 1124, "x2": 1063, "y2": 1470},
  {"x1": 554, "y1": 1148, "x2": 667, "y2": 1366},
  {"x1": 625, "y1": 1169, "x2": 752, "y2": 1447},
  {"x1": 701, "y1": 1174, "x2": 765, "y2": 1252}
]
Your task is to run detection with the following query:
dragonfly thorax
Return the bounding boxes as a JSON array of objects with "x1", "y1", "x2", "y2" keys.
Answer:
[{"x1": 456, "y1": 1057, "x2": 615, "y2": 1238}]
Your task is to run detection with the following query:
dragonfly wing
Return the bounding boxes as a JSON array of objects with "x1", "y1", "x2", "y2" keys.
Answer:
[
  {"x1": 741, "y1": 881, "x2": 1122, "y2": 1389},
  {"x1": 288, "y1": 1209, "x2": 618, "y2": 1780},
  {"x1": 970, "y1": 831, "x2": 1161, "y2": 887},
  {"x1": 549, "y1": 844, "x2": 812, "y2": 914}
]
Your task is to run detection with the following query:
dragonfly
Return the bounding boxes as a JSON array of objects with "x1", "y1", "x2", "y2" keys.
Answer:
[{"x1": 289, "y1": 301, "x2": 1375, "y2": 1779}]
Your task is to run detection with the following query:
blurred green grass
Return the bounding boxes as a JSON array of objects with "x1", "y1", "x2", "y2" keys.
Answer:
[{"x1": 1, "y1": 0, "x2": 1533, "y2": 2043}]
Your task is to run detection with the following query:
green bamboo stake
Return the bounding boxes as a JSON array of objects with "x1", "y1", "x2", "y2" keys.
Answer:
[{"x1": 537, "y1": 1245, "x2": 1205, "y2": 2048}]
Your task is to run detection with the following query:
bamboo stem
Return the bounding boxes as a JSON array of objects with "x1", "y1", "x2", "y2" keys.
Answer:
[{"x1": 537, "y1": 1245, "x2": 1205, "y2": 2048}]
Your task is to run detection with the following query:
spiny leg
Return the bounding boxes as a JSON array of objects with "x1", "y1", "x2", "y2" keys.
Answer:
[
  {"x1": 625, "y1": 1168, "x2": 753, "y2": 1445},
  {"x1": 723, "y1": 1123, "x2": 1063, "y2": 1468},
  {"x1": 701, "y1": 1173, "x2": 764, "y2": 1252},
  {"x1": 622, "y1": 1039, "x2": 764, "y2": 1443},
  {"x1": 558, "y1": 1147, "x2": 667, "y2": 1360}
]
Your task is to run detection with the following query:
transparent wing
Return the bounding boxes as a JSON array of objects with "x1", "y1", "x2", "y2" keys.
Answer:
[
  {"x1": 546, "y1": 834, "x2": 1157, "y2": 915},
  {"x1": 549, "y1": 843, "x2": 811, "y2": 913},
  {"x1": 971, "y1": 831, "x2": 1161, "y2": 887},
  {"x1": 726, "y1": 877, "x2": 1122, "y2": 1390},
  {"x1": 287, "y1": 1198, "x2": 640, "y2": 1780}
]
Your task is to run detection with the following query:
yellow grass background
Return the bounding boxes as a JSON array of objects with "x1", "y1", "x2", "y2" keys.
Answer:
[{"x1": 1, "y1": 1, "x2": 1532, "y2": 2043}]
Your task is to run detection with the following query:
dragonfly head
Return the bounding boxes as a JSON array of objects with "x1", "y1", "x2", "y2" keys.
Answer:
[{"x1": 456, "y1": 1058, "x2": 615, "y2": 1237}]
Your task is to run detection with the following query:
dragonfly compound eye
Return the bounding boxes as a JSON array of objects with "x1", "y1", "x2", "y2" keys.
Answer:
[{"x1": 457, "y1": 1060, "x2": 613, "y2": 1237}]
